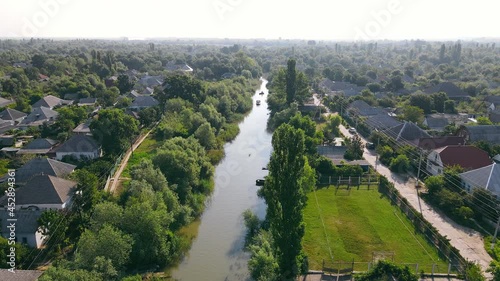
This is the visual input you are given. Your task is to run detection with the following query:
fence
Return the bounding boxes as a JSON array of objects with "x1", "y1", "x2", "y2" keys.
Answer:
[
  {"x1": 322, "y1": 260, "x2": 463, "y2": 277},
  {"x1": 317, "y1": 174, "x2": 380, "y2": 191}
]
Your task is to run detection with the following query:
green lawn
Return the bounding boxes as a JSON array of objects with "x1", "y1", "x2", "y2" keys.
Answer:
[
  {"x1": 122, "y1": 136, "x2": 159, "y2": 178},
  {"x1": 303, "y1": 187, "x2": 448, "y2": 271}
]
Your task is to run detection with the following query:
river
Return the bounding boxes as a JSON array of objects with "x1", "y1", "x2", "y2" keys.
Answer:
[{"x1": 171, "y1": 78, "x2": 272, "y2": 281}]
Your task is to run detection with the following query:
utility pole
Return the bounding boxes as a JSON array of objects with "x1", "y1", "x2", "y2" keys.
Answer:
[{"x1": 492, "y1": 209, "x2": 500, "y2": 250}]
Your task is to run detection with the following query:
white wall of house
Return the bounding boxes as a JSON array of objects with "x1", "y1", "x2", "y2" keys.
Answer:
[
  {"x1": 426, "y1": 151, "x2": 444, "y2": 175},
  {"x1": 55, "y1": 151, "x2": 100, "y2": 161}
]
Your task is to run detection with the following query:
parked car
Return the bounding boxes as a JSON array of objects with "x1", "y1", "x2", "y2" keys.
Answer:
[
  {"x1": 348, "y1": 127, "x2": 357, "y2": 134},
  {"x1": 366, "y1": 142, "x2": 375, "y2": 149}
]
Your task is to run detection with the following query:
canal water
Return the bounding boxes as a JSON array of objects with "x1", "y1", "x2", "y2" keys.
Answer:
[{"x1": 172, "y1": 78, "x2": 272, "y2": 281}]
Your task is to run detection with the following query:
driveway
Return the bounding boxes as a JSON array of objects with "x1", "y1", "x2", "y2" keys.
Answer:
[{"x1": 338, "y1": 124, "x2": 493, "y2": 276}]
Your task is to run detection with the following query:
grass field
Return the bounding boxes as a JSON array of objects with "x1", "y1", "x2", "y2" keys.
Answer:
[
  {"x1": 303, "y1": 186, "x2": 448, "y2": 271},
  {"x1": 121, "y1": 136, "x2": 159, "y2": 178}
]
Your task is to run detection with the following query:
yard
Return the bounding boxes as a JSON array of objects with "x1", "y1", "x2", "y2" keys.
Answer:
[
  {"x1": 303, "y1": 187, "x2": 448, "y2": 272},
  {"x1": 121, "y1": 136, "x2": 159, "y2": 178}
]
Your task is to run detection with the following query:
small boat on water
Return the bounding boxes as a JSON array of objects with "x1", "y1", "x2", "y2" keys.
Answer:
[
  {"x1": 256, "y1": 179, "x2": 265, "y2": 186},
  {"x1": 259, "y1": 91, "x2": 265, "y2": 95},
  {"x1": 256, "y1": 100, "x2": 261, "y2": 106}
]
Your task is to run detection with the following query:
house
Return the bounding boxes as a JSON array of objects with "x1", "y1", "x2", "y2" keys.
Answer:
[
  {"x1": 129, "y1": 96, "x2": 159, "y2": 111},
  {"x1": 416, "y1": 136, "x2": 465, "y2": 150},
  {"x1": 12, "y1": 62, "x2": 31, "y2": 68},
  {"x1": 19, "y1": 107, "x2": 59, "y2": 127},
  {"x1": 0, "y1": 174, "x2": 77, "y2": 210},
  {"x1": 365, "y1": 113, "x2": 402, "y2": 130},
  {"x1": 31, "y1": 95, "x2": 72, "y2": 110},
  {"x1": 320, "y1": 78, "x2": 363, "y2": 97},
  {"x1": 138, "y1": 75, "x2": 163, "y2": 88},
  {"x1": 128, "y1": 90, "x2": 142, "y2": 99},
  {"x1": 77, "y1": 97, "x2": 96, "y2": 106},
  {"x1": 72, "y1": 122, "x2": 91, "y2": 135},
  {"x1": 423, "y1": 113, "x2": 470, "y2": 131},
  {"x1": 458, "y1": 125, "x2": 500, "y2": 145},
  {"x1": 0, "y1": 97, "x2": 14, "y2": 108},
  {"x1": 485, "y1": 96, "x2": 500, "y2": 111},
  {"x1": 15, "y1": 157, "x2": 76, "y2": 185},
  {"x1": 52, "y1": 134, "x2": 101, "y2": 161},
  {"x1": 0, "y1": 108, "x2": 27, "y2": 124},
  {"x1": 104, "y1": 76, "x2": 117, "y2": 88},
  {"x1": 164, "y1": 61, "x2": 193, "y2": 72},
  {"x1": 426, "y1": 145, "x2": 491, "y2": 175},
  {"x1": 460, "y1": 163, "x2": 500, "y2": 197},
  {"x1": 38, "y1": 74, "x2": 49, "y2": 82},
  {"x1": 347, "y1": 100, "x2": 387, "y2": 117},
  {"x1": 424, "y1": 82, "x2": 470, "y2": 100},
  {"x1": 383, "y1": 121, "x2": 431, "y2": 145},
  {"x1": 0, "y1": 269, "x2": 43, "y2": 280},
  {"x1": 0, "y1": 135, "x2": 15, "y2": 147},
  {"x1": 489, "y1": 109, "x2": 500, "y2": 123},
  {"x1": 0, "y1": 209, "x2": 44, "y2": 248},
  {"x1": 143, "y1": 87, "x2": 154, "y2": 96},
  {"x1": 17, "y1": 138, "x2": 58, "y2": 156},
  {"x1": 317, "y1": 145, "x2": 348, "y2": 159}
]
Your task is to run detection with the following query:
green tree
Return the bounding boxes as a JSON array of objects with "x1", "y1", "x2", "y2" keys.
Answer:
[
  {"x1": 286, "y1": 59, "x2": 297, "y2": 105},
  {"x1": 75, "y1": 224, "x2": 133, "y2": 270},
  {"x1": 259, "y1": 124, "x2": 308, "y2": 279},
  {"x1": 117, "y1": 74, "x2": 133, "y2": 94},
  {"x1": 410, "y1": 94, "x2": 433, "y2": 114},
  {"x1": 90, "y1": 108, "x2": 139, "y2": 155},
  {"x1": 39, "y1": 266, "x2": 103, "y2": 281},
  {"x1": 477, "y1": 116, "x2": 493, "y2": 125},
  {"x1": 424, "y1": 175, "x2": 444, "y2": 196},
  {"x1": 344, "y1": 135, "x2": 364, "y2": 160},
  {"x1": 402, "y1": 105, "x2": 424, "y2": 124},
  {"x1": 357, "y1": 260, "x2": 418, "y2": 281},
  {"x1": 248, "y1": 231, "x2": 279, "y2": 281},
  {"x1": 444, "y1": 100, "x2": 456, "y2": 114},
  {"x1": 390, "y1": 154, "x2": 410, "y2": 173},
  {"x1": 431, "y1": 92, "x2": 448, "y2": 113}
]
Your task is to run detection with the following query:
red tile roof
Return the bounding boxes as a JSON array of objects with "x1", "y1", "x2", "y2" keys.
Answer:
[{"x1": 436, "y1": 145, "x2": 491, "y2": 171}]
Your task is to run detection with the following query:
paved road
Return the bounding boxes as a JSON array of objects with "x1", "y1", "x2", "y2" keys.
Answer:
[{"x1": 338, "y1": 124, "x2": 493, "y2": 276}]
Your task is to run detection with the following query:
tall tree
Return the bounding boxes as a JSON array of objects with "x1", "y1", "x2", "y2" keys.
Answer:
[
  {"x1": 285, "y1": 59, "x2": 297, "y2": 105},
  {"x1": 259, "y1": 124, "x2": 308, "y2": 279},
  {"x1": 90, "y1": 108, "x2": 139, "y2": 155}
]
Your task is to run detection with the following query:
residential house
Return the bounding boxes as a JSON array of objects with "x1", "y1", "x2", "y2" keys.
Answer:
[
  {"x1": 416, "y1": 136, "x2": 465, "y2": 150},
  {"x1": 19, "y1": 107, "x2": 59, "y2": 127},
  {"x1": 460, "y1": 163, "x2": 500, "y2": 198},
  {"x1": 0, "y1": 97, "x2": 14, "y2": 108},
  {"x1": 164, "y1": 61, "x2": 193, "y2": 73},
  {"x1": 17, "y1": 138, "x2": 58, "y2": 156},
  {"x1": 0, "y1": 209, "x2": 44, "y2": 248},
  {"x1": 72, "y1": 122, "x2": 91, "y2": 135},
  {"x1": 317, "y1": 145, "x2": 347, "y2": 159},
  {"x1": 485, "y1": 96, "x2": 500, "y2": 111},
  {"x1": 0, "y1": 174, "x2": 77, "y2": 210},
  {"x1": 138, "y1": 75, "x2": 163, "y2": 88},
  {"x1": 0, "y1": 135, "x2": 15, "y2": 147},
  {"x1": 15, "y1": 157, "x2": 76, "y2": 185},
  {"x1": 320, "y1": 78, "x2": 364, "y2": 98},
  {"x1": 38, "y1": 74, "x2": 49, "y2": 82},
  {"x1": 365, "y1": 113, "x2": 402, "y2": 130},
  {"x1": 77, "y1": 97, "x2": 97, "y2": 106},
  {"x1": 104, "y1": 76, "x2": 117, "y2": 88},
  {"x1": 52, "y1": 134, "x2": 101, "y2": 161},
  {"x1": 346, "y1": 100, "x2": 387, "y2": 117},
  {"x1": 0, "y1": 269, "x2": 43, "y2": 280},
  {"x1": 426, "y1": 145, "x2": 491, "y2": 175},
  {"x1": 143, "y1": 87, "x2": 154, "y2": 96},
  {"x1": 423, "y1": 113, "x2": 470, "y2": 132},
  {"x1": 489, "y1": 109, "x2": 500, "y2": 123},
  {"x1": 31, "y1": 95, "x2": 72, "y2": 110},
  {"x1": 424, "y1": 82, "x2": 470, "y2": 100},
  {"x1": 12, "y1": 62, "x2": 31, "y2": 68},
  {"x1": 129, "y1": 96, "x2": 159, "y2": 111},
  {"x1": 0, "y1": 108, "x2": 27, "y2": 124},
  {"x1": 382, "y1": 121, "x2": 431, "y2": 146},
  {"x1": 221, "y1": 72, "x2": 237, "y2": 79},
  {"x1": 458, "y1": 125, "x2": 500, "y2": 145}
]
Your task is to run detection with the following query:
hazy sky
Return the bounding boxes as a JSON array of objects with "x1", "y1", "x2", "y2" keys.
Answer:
[{"x1": 0, "y1": 0, "x2": 498, "y2": 40}]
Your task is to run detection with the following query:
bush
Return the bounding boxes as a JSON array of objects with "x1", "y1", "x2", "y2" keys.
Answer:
[{"x1": 389, "y1": 154, "x2": 410, "y2": 173}]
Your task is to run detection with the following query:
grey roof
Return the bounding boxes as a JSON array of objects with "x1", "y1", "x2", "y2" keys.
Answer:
[
  {"x1": 463, "y1": 125, "x2": 500, "y2": 144},
  {"x1": 72, "y1": 122, "x2": 91, "y2": 134},
  {"x1": 77, "y1": 97, "x2": 96, "y2": 106},
  {"x1": 425, "y1": 115, "x2": 449, "y2": 129},
  {"x1": 0, "y1": 108, "x2": 27, "y2": 121},
  {"x1": 348, "y1": 100, "x2": 386, "y2": 117},
  {"x1": 17, "y1": 138, "x2": 58, "y2": 155},
  {"x1": 15, "y1": 158, "x2": 76, "y2": 184},
  {"x1": 365, "y1": 113, "x2": 402, "y2": 130},
  {"x1": 0, "y1": 210, "x2": 43, "y2": 234},
  {"x1": 0, "y1": 269, "x2": 43, "y2": 281},
  {"x1": 21, "y1": 107, "x2": 58, "y2": 126},
  {"x1": 460, "y1": 163, "x2": 500, "y2": 196},
  {"x1": 32, "y1": 95, "x2": 72, "y2": 108},
  {"x1": 485, "y1": 96, "x2": 500, "y2": 105},
  {"x1": 63, "y1": 93, "x2": 79, "y2": 100},
  {"x1": 130, "y1": 96, "x2": 159, "y2": 108},
  {"x1": 0, "y1": 175, "x2": 76, "y2": 206},
  {"x1": 317, "y1": 145, "x2": 348, "y2": 159},
  {"x1": 424, "y1": 82, "x2": 469, "y2": 98},
  {"x1": 384, "y1": 121, "x2": 431, "y2": 143},
  {"x1": 0, "y1": 97, "x2": 14, "y2": 107},
  {"x1": 138, "y1": 75, "x2": 163, "y2": 87},
  {"x1": 53, "y1": 134, "x2": 99, "y2": 153}
]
